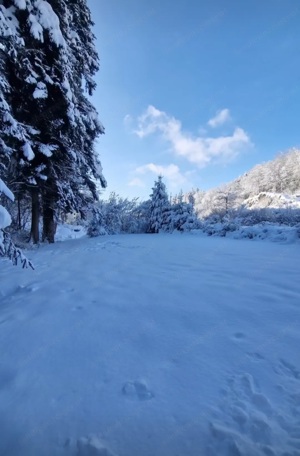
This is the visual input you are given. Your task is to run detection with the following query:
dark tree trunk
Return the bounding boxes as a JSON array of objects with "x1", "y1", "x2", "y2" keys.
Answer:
[
  {"x1": 42, "y1": 192, "x2": 56, "y2": 243},
  {"x1": 30, "y1": 187, "x2": 39, "y2": 244},
  {"x1": 17, "y1": 194, "x2": 21, "y2": 230}
]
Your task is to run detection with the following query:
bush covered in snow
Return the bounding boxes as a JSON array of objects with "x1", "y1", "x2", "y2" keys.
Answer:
[
  {"x1": 87, "y1": 193, "x2": 151, "y2": 237},
  {"x1": 0, "y1": 178, "x2": 14, "y2": 256},
  {"x1": 0, "y1": 178, "x2": 34, "y2": 268},
  {"x1": 87, "y1": 208, "x2": 108, "y2": 237},
  {"x1": 167, "y1": 200, "x2": 200, "y2": 232},
  {"x1": 199, "y1": 219, "x2": 300, "y2": 243}
]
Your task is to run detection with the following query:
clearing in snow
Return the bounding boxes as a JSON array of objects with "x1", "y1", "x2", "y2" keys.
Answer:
[{"x1": 0, "y1": 233, "x2": 300, "y2": 456}]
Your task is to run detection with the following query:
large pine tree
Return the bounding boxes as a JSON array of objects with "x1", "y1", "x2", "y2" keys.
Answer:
[{"x1": 0, "y1": 0, "x2": 106, "y2": 243}]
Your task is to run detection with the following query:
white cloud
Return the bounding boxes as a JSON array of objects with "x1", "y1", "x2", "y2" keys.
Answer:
[
  {"x1": 133, "y1": 105, "x2": 251, "y2": 167},
  {"x1": 135, "y1": 163, "x2": 187, "y2": 186},
  {"x1": 207, "y1": 108, "x2": 231, "y2": 128}
]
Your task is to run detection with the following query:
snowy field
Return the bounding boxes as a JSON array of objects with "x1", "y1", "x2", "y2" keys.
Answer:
[{"x1": 0, "y1": 233, "x2": 300, "y2": 456}]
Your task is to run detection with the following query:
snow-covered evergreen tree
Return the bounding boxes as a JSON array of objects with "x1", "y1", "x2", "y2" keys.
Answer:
[
  {"x1": 0, "y1": 0, "x2": 106, "y2": 243},
  {"x1": 169, "y1": 200, "x2": 199, "y2": 232},
  {"x1": 149, "y1": 176, "x2": 171, "y2": 233}
]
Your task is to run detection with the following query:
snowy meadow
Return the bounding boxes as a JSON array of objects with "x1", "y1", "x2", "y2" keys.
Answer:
[{"x1": 1, "y1": 233, "x2": 300, "y2": 456}]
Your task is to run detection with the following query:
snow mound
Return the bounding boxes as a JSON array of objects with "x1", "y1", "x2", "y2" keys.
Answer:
[{"x1": 55, "y1": 224, "x2": 86, "y2": 241}]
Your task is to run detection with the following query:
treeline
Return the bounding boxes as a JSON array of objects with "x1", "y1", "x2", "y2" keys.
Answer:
[
  {"x1": 87, "y1": 177, "x2": 199, "y2": 237},
  {"x1": 188, "y1": 148, "x2": 300, "y2": 224}
]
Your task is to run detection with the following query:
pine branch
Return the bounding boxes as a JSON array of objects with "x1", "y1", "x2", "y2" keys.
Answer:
[{"x1": 0, "y1": 230, "x2": 34, "y2": 270}]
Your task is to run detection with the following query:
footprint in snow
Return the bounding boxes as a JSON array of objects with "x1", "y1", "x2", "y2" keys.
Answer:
[
  {"x1": 207, "y1": 373, "x2": 278, "y2": 455},
  {"x1": 122, "y1": 380, "x2": 154, "y2": 401},
  {"x1": 65, "y1": 435, "x2": 117, "y2": 455},
  {"x1": 14, "y1": 283, "x2": 40, "y2": 294},
  {"x1": 77, "y1": 436, "x2": 117, "y2": 456}
]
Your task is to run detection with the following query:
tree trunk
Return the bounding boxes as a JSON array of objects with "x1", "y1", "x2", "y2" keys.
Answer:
[
  {"x1": 17, "y1": 194, "x2": 21, "y2": 230},
  {"x1": 30, "y1": 188, "x2": 39, "y2": 244},
  {"x1": 42, "y1": 193, "x2": 56, "y2": 243}
]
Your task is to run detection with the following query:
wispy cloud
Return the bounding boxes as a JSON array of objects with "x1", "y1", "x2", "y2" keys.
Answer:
[
  {"x1": 135, "y1": 163, "x2": 187, "y2": 188},
  {"x1": 133, "y1": 105, "x2": 251, "y2": 167},
  {"x1": 207, "y1": 108, "x2": 231, "y2": 128}
]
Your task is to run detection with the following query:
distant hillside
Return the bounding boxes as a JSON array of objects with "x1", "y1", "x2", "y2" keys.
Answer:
[{"x1": 190, "y1": 148, "x2": 300, "y2": 219}]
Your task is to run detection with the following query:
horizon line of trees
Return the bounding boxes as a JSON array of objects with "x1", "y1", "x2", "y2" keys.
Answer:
[{"x1": 87, "y1": 176, "x2": 200, "y2": 237}]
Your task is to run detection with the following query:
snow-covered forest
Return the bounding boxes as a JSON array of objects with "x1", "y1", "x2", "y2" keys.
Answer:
[
  {"x1": 1, "y1": 1, "x2": 300, "y2": 456},
  {"x1": 191, "y1": 148, "x2": 300, "y2": 223}
]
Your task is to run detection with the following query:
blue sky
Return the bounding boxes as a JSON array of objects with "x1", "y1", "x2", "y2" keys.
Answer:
[{"x1": 87, "y1": 0, "x2": 300, "y2": 200}]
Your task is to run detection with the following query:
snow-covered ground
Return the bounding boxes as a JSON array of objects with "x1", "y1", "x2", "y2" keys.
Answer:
[{"x1": 0, "y1": 233, "x2": 300, "y2": 456}]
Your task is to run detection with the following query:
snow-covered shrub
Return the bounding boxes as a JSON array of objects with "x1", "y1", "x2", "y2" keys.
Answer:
[
  {"x1": 87, "y1": 194, "x2": 152, "y2": 237},
  {"x1": 0, "y1": 178, "x2": 34, "y2": 268},
  {"x1": 87, "y1": 208, "x2": 107, "y2": 237},
  {"x1": 199, "y1": 219, "x2": 299, "y2": 243},
  {"x1": 126, "y1": 199, "x2": 151, "y2": 233},
  {"x1": 103, "y1": 193, "x2": 122, "y2": 234},
  {"x1": 168, "y1": 201, "x2": 200, "y2": 232},
  {"x1": 0, "y1": 178, "x2": 14, "y2": 253}
]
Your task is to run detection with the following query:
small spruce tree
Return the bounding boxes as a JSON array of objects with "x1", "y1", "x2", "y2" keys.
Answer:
[{"x1": 149, "y1": 176, "x2": 171, "y2": 233}]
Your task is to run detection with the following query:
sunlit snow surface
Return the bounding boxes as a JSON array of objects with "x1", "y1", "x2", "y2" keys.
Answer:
[{"x1": 0, "y1": 233, "x2": 300, "y2": 456}]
